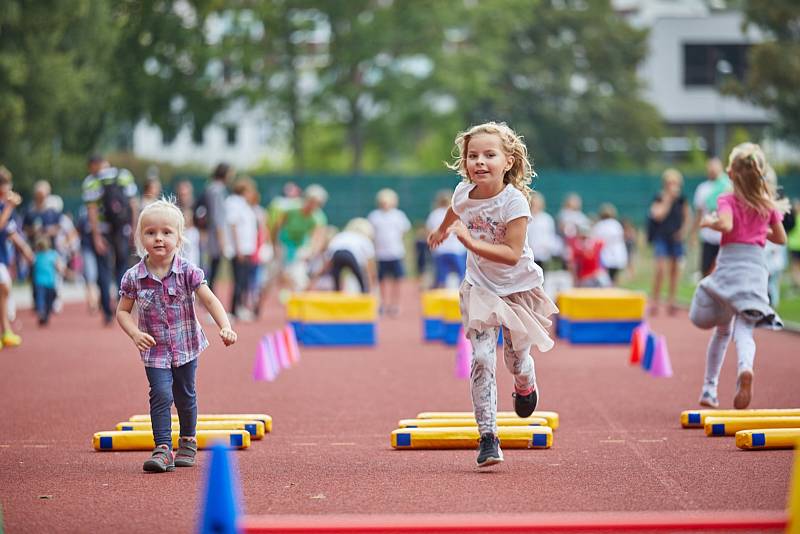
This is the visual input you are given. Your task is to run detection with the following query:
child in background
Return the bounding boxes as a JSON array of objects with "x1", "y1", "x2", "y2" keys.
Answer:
[
  {"x1": 568, "y1": 224, "x2": 611, "y2": 288},
  {"x1": 689, "y1": 143, "x2": 787, "y2": 410},
  {"x1": 320, "y1": 218, "x2": 376, "y2": 293},
  {"x1": 32, "y1": 236, "x2": 64, "y2": 325},
  {"x1": 426, "y1": 190, "x2": 467, "y2": 288},
  {"x1": 527, "y1": 191, "x2": 558, "y2": 271},
  {"x1": 117, "y1": 199, "x2": 237, "y2": 473},
  {"x1": 368, "y1": 188, "x2": 411, "y2": 316},
  {"x1": 429, "y1": 122, "x2": 557, "y2": 468},
  {"x1": 591, "y1": 203, "x2": 628, "y2": 284}
]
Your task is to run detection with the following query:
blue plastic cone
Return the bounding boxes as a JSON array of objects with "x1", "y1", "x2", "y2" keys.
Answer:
[
  {"x1": 199, "y1": 444, "x2": 241, "y2": 534},
  {"x1": 641, "y1": 332, "x2": 656, "y2": 371}
]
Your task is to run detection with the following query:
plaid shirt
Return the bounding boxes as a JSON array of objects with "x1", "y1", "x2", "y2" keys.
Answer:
[{"x1": 119, "y1": 255, "x2": 209, "y2": 368}]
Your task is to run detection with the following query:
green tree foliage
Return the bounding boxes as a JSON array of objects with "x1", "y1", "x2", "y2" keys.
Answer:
[{"x1": 739, "y1": 0, "x2": 800, "y2": 142}]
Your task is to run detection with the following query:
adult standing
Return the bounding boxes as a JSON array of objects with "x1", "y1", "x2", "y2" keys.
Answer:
[
  {"x1": 224, "y1": 177, "x2": 259, "y2": 320},
  {"x1": 81, "y1": 155, "x2": 139, "y2": 324},
  {"x1": 692, "y1": 157, "x2": 732, "y2": 277},
  {"x1": 203, "y1": 163, "x2": 232, "y2": 291}
]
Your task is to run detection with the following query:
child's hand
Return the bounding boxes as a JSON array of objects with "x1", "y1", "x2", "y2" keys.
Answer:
[
  {"x1": 131, "y1": 330, "x2": 156, "y2": 352},
  {"x1": 427, "y1": 229, "x2": 446, "y2": 249},
  {"x1": 448, "y1": 220, "x2": 471, "y2": 245},
  {"x1": 700, "y1": 212, "x2": 719, "y2": 229},
  {"x1": 6, "y1": 191, "x2": 22, "y2": 208},
  {"x1": 219, "y1": 327, "x2": 237, "y2": 346}
]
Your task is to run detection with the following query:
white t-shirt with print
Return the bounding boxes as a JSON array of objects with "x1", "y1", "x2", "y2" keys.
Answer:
[
  {"x1": 452, "y1": 181, "x2": 543, "y2": 296},
  {"x1": 368, "y1": 208, "x2": 411, "y2": 261}
]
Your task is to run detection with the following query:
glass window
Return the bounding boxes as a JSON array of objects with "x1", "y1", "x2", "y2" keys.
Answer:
[{"x1": 684, "y1": 44, "x2": 750, "y2": 87}]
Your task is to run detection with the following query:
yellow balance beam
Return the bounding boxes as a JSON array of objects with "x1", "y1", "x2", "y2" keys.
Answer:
[
  {"x1": 391, "y1": 426, "x2": 552, "y2": 450},
  {"x1": 93, "y1": 430, "x2": 250, "y2": 451},
  {"x1": 736, "y1": 429, "x2": 800, "y2": 450},
  {"x1": 416, "y1": 411, "x2": 559, "y2": 430},
  {"x1": 705, "y1": 416, "x2": 800, "y2": 437},
  {"x1": 116, "y1": 420, "x2": 265, "y2": 439},
  {"x1": 129, "y1": 414, "x2": 272, "y2": 433},
  {"x1": 681, "y1": 408, "x2": 800, "y2": 428},
  {"x1": 398, "y1": 417, "x2": 549, "y2": 429}
]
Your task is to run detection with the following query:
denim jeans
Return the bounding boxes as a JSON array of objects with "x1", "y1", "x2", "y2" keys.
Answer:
[
  {"x1": 433, "y1": 253, "x2": 466, "y2": 288},
  {"x1": 34, "y1": 285, "x2": 57, "y2": 323},
  {"x1": 144, "y1": 359, "x2": 198, "y2": 446}
]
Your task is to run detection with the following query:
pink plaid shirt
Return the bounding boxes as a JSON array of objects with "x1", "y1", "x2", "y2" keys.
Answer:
[{"x1": 120, "y1": 255, "x2": 209, "y2": 369}]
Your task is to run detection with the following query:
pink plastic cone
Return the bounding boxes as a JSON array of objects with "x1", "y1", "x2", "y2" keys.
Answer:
[
  {"x1": 253, "y1": 340, "x2": 269, "y2": 381},
  {"x1": 649, "y1": 334, "x2": 673, "y2": 378},
  {"x1": 274, "y1": 331, "x2": 291, "y2": 369},
  {"x1": 264, "y1": 335, "x2": 280, "y2": 379},
  {"x1": 455, "y1": 327, "x2": 471, "y2": 379},
  {"x1": 285, "y1": 324, "x2": 301, "y2": 364}
]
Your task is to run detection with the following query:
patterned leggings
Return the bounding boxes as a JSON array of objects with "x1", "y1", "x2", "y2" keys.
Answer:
[{"x1": 469, "y1": 326, "x2": 536, "y2": 436}]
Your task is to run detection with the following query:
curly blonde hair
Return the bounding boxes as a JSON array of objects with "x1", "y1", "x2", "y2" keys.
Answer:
[
  {"x1": 727, "y1": 142, "x2": 775, "y2": 217},
  {"x1": 445, "y1": 122, "x2": 535, "y2": 200}
]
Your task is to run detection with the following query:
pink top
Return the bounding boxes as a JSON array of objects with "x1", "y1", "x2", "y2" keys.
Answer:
[{"x1": 717, "y1": 192, "x2": 782, "y2": 247}]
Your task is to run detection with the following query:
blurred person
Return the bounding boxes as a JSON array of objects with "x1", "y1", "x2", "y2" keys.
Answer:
[
  {"x1": 621, "y1": 218, "x2": 639, "y2": 277},
  {"x1": 174, "y1": 179, "x2": 195, "y2": 212},
  {"x1": 81, "y1": 154, "x2": 139, "y2": 324},
  {"x1": 568, "y1": 224, "x2": 610, "y2": 288},
  {"x1": 647, "y1": 168, "x2": 689, "y2": 316},
  {"x1": 203, "y1": 163, "x2": 232, "y2": 291},
  {"x1": 141, "y1": 177, "x2": 162, "y2": 208},
  {"x1": 787, "y1": 198, "x2": 800, "y2": 293},
  {"x1": 76, "y1": 205, "x2": 99, "y2": 313},
  {"x1": 0, "y1": 166, "x2": 34, "y2": 348},
  {"x1": 32, "y1": 236, "x2": 64, "y2": 325},
  {"x1": 426, "y1": 190, "x2": 467, "y2": 289},
  {"x1": 763, "y1": 166, "x2": 789, "y2": 307},
  {"x1": 591, "y1": 203, "x2": 628, "y2": 284},
  {"x1": 692, "y1": 157, "x2": 732, "y2": 277},
  {"x1": 689, "y1": 143, "x2": 787, "y2": 410},
  {"x1": 368, "y1": 188, "x2": 411, "y2": 316},
  {"x1": 557, "y1": 192, "x2": 590, "y2": 241},
  {"x1": 249, "y1": 187, "x2": 275, "y2": 318},
  {"x1": 224, "y1": 177, "x2": 259, "y2": 321},
  {"x1": 318, "y1": 218, "x2": 376, "y2": 293},
  {"x1": 267, "y1": 181, "x2": 303, "y2": 233},
  {"x1": 527, "y1": 191, "x2": 558, "y2": 271},
  {"x1": 413, "y1": 225, "x2": 431, "y2": 285},
  {"x1": 23, "y1": 180, "x2": 61, "y2": 305}
]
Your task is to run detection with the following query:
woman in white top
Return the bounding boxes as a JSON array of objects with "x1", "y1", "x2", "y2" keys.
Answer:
[
  {"x1": 591, "y1": 203, "x2": 628, "y2": 284},
  {"x1": 429, "y1": 122, "x2": 557, "y2": 468},
  {"x1": 224, "y1": 177, "x2": 258, "y2": 319},
  {"x1": 367, "y1": 188, "x2": 411, "y2": 316},
  {"x1": 527, "y1": 191, "x2": 558, "y2": 269}
]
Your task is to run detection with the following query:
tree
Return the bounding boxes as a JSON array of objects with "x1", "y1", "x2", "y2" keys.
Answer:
[{"x1": 738, "y1": 0, "x2": 800, "y2": 142}]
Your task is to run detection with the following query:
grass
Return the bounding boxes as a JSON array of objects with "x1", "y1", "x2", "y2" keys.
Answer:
[{"x1": 617, "y1": 241, "x2": 800, "y2": 328}]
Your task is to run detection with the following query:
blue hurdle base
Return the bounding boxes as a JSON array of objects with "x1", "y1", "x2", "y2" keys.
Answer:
[
  {"x1": 558, "y1": 318, "x2": 641, "y2": 344},
  {"x1": 297, "y1": 322, "x2": 376, "y2": 346}
]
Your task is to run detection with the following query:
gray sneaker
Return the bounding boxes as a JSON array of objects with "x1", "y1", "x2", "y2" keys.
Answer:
[
  {"x1": 143, "y1": 444, "x2": 175, "y2": 473},
  {"x1": 174, "y1": 437, "x2": 198, "y2": 467},
  {"x1": 476, "y1": 433, "x2": 503, "y2": 467},
  {"x1": 698, "y1": 390, "x2": 719, "y2": 409}
]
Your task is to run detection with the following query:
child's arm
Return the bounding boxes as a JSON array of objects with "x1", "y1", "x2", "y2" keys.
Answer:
[
  {"x1": 9, "y1": 232, "x2": 33, "y2": 263},
  {"x1": 675, "y1": 200, "x2": 691, "y2": 241},
  {"x1": 767, "y1": 219, "x2": 787, "y2": 245},
  {"x1": 0, "y1": 192, "x2": 21, "y2": 230},
  {"x1": 428, "y1": 207, "x2": 458, "y2": 249},
  {"x1": 195, "y1": 284, "x2": 238, "y2": 346},
  {"x1": 700, "y1": 211, "x2": 733, "y2": 233},
  {"x1": 450, "y1": 216, "x2": 527, "y2": 266},
  {"x1": 116, "y1": 296, "x2": 157, "y2": 352}
]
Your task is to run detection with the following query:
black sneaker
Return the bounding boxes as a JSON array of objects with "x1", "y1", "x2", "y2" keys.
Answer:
[
  {"x1": 512, "y1": 388, "x2": 538, "y2": 418},
  {"x1": 476, "y1": 433, "x2": 503, "y2": 467}
]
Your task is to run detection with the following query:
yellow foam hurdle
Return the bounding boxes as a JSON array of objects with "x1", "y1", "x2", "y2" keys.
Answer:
[
  {"x1": 398, "y1": 417, "x2": 549, "y2": 429},
  {"x1": 705, "y1": 416, "x2": 800, "y2": 437},
  {"x1": 735, "y1": 429, "x2": 800, "y2": 450},
  {"x1": 93, "y1": 429, "x2": 250, "y2": 451},
  {"x1": 557, "y1": 288, "x2": 646, "y2": 320},
  {"x1": 421, "y1": 289, "x2": 459, "y2": 317},
  {"x1": 391, "y1": 426, "x2": 552, "y2": 449},
  {"x1": 128, "y1": 414, "x2": 272, "y2": 433},
  {"x1": 416, "y1": 411, "x2": 559, "y2": 430},
  {"x1": 286, "y1": 292, "x2": 377, "y2": 322},
  {"x1": 681, "y1": 409, "x2": 800, "y2": 428},
  {"x1": 116, "y1": 420, "x2": 265, "y2": 439}
]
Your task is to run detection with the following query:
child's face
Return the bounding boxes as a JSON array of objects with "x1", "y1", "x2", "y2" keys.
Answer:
[
  {"x1": 141, "y1": 211, "x2": 180, "y2": 260},
  {"x1": 466, "y1": 133, "x2": 513, "y2": 189}
]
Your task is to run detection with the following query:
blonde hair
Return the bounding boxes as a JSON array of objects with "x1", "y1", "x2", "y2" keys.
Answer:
[
  {"x1": 446, "y1": 122, "x2": 535, "y2": 200},
  {"x1": 344, "y1": 217, "x2": 374, "y2": 240},
  {"x1": 598, "y1": 202, "x2": 618, "y2": 220},
  {"x1": 727, "y1": 142, "x2": 774, "y2": 217},
  {"x1": 134, "y1": 197, "x2": 186, "y2": 258},
  {"x1": 376, "y1": 188, "x2": 398, "y2": 209},
  {"x1": 661, "y1": 168, "x2": 683, "y2": 187}
]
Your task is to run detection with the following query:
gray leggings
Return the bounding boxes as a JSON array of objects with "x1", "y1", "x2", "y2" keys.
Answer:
[
  {"x1": 689, "y1": 286, "x2": 756, "y2": 392},
  {"x1": 469, "y1": 326, "x2": 536, "y2": 436}
]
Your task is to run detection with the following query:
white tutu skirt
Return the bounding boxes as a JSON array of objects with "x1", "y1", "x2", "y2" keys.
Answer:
[{"x1": 459, "y1": 281, "x2": 559, "y2": 353}]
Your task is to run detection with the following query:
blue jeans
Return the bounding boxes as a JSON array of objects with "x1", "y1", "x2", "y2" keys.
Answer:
[
  {"x1": 145, "y1": 359, "x2": 198, "y2": 446},
  {"x1": 652, "y1": 238, "x2": 684, "y2": 259},
  {"x1": 433, "y1": 253, "x2": 466, "y2": 288},
  {"x1": 34, "y1": 285, "x2": 57, "y2": 323}
]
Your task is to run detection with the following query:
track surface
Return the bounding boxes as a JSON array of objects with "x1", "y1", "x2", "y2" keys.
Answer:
[{"x1": 1, "y1": 282, "x2": 798, "y2": 533}]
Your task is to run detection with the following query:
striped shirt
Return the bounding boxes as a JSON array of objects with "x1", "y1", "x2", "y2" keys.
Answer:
[{"x1": 119, "y1": 255, "x2": 209, "y2": 369}]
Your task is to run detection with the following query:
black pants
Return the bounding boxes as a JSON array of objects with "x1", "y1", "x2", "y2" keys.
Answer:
[
  {"x1": 206, "y1": 255, "x2": 223, "y2": 292},
  {"x1": 94, "y1": 229, "x2": 132, "y2": 321},
  {"x1": 230, "y1": 257, "x2": 252, "y2": 315},
  {"x1": 701, "y1": 242, "x2": 720, "y2": 277},
  {"x1": 331, "y1": 250, "x2": 368, "y2": 293}
]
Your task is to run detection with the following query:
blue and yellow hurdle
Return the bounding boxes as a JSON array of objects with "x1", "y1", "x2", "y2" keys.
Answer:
[
  {"x1": 128, "y1": 413, "x2": 273, "y2": 433},
  {"x1": 556, "y1": 288, "x2": 646, "y2": 344},
  {"x1": 93, "y1": 429, "x2": 250, "y2": 451},
  {"x1": 681, "y1": 408, "x2": 800, "y2": 428},
  {"x1": 416, "y1": 411, "x2": 560, "y2": 430},
  {"x1": 736, "y1": 428, "x2": 800, "y2": 450},
  {"x1": 116, "y1": 420, "x2": 265, "y2": 439},
  {"x1": 704, "y1": 416, "x2": 800, "y2": 437},
  {"x1": 287, "y1": 291, "x2": 377, "y2": 346},
  {"x1": 391, "y1": 426, "x2": 553, "y2": 449}
]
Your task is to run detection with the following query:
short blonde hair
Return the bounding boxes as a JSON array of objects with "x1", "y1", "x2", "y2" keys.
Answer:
[
  {"x1": 376, "y1": 188, "x2": 398, "y2": 209},
  {"x1": 661, "y1": 168, "x2": 683, "y2": 187},
  {"x1": 134, "y1": 197, "x2": 186, "y2": 258},
  {"x1": 344, "y1": 217, "x2": 374, "y2": 240},
  {"x1": 305, "y1": 184, "x2": 328, "y2": 204},
  {"x1": 446, "y1": 121, "x2": 535, "y2": 201}
]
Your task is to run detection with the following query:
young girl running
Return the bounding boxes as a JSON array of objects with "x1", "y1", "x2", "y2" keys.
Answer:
[
  {"x1": 429, "y1": 122, "x2": 557, "y2": 467},
  {"x1": 690, "y1": 143, "x2": 786, "y2": 410},
  {"x1": 117, "y1": 199, "x2": 237, "y2": 473}
]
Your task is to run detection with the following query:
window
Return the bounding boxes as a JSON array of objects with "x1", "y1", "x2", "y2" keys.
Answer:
[
  {"x1": 225, "y1": 125, "x2": 238, "y2": 146},
  {"x1": 683, "y1": 44, "x2": 750, "y2": 87}
]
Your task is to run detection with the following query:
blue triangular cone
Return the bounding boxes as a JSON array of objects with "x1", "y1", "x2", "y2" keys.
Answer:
[
  {"x1": 199, "y1": 444, "x2": 241, "y2": 534},
  {"x1": 641, "y1": 332, "x2": 656, "y2": 371}
]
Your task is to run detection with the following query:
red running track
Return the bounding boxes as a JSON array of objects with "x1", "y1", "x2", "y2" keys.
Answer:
[{"x1": 1, "y1": 281, "x2": 798, "y2": 533}]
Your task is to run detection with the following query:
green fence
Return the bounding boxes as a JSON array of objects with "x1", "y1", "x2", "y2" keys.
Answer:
[{"x1": 61, "y1": 171, "x2": 800, "y2": 228}]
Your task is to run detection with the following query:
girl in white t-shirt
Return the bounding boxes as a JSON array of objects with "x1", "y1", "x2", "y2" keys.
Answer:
[
  {"x1": 367, "y1": 188, "x2": 411, "y2": 316},
  {"x1": 428, "y1": 122, "x2": 558, "y2": 468}
]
